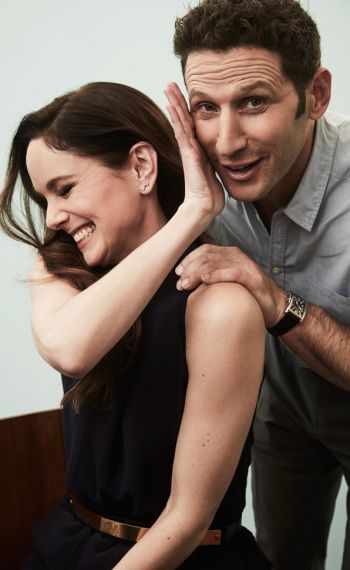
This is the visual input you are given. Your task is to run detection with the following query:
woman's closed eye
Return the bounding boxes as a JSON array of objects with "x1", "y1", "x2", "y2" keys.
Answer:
[{"x1": 57, "y1": 183, "x2": 75, "y2": 198}]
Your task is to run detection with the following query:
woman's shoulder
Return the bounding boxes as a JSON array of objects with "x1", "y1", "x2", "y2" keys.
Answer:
[{"x1": 186, "y1": 282, "x2": 263, "y2": 326}]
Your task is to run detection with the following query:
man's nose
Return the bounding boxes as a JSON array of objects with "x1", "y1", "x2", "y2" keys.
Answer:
[
  {"x1": 45, "y1": 201, "x2": 69, "y2": 230},
  {"x1": 215, "y1": 111, "x2": 248, "y2": 158}
]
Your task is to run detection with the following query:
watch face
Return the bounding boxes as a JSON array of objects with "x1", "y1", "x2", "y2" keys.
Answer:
[{"x1": 289, "y1": 293, "x2": 307, "y2": 320}]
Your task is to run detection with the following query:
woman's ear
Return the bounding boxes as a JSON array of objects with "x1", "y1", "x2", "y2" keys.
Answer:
[
  {"x1": 128, "y1": 142, "x2": 158, "y2": 195},
  {"x1": 308, "y1": 67, "x2": 332, "y2": 120}
]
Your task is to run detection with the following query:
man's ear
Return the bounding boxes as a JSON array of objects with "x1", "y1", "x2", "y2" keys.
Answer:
[
  {"x1": 128, "y1": 142, "x2": 158, "y2": 195},
  {"x1": 308, "y1": 67, "x2": 332, "y2": 120}
]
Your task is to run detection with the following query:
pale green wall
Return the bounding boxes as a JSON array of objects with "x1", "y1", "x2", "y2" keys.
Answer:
[{"x1": 0, "y1": 1, "x2": 348, "y2": 568}]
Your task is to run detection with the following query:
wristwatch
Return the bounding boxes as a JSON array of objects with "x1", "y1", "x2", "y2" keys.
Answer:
[{"x1": 267, "y1": 291, "x2": 307, "y2": 337}]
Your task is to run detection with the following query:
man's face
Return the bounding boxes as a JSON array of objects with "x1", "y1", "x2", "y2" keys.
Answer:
[{"x1": 185, "y1": 47, "x2": 313, "y2": 203}]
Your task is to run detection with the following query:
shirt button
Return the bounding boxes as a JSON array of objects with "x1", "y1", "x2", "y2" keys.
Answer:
[{"x1": 271, "y1": 266, "x2": 283, "y2": 275}]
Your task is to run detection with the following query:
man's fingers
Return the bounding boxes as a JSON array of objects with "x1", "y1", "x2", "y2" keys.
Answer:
[
  {"x1": 176, "y1": 252, "x2": 210, "y2": 275},
  {"x1": 201, "y1": 267, "x2": 254, "y2": 288},
  {"x1": 176, "y1": 244, "x2": 217, "y2": 275},
  {"x1": 176, "y1": 244, "x2": 245, "y2": 276},
  {"x1": 176, "y1": 261, "x2": 238, "y2": 290},
  {"x1": 175, "y1": 242, "x2": 283, "y2": 326},
  {"x1": 177, "y1": 266, "x2": 244, "y2": 290},
  {"x1": 176, "y1": 274, "x2": 202, "y2": 291}
]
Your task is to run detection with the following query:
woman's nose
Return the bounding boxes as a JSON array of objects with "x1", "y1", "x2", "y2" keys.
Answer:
[{"x1": 45, "y1": 201, "x2": 69, "y2": 230}]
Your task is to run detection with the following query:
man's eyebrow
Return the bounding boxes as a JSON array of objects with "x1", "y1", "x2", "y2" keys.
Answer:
[
  {"x1": 46, "y1": 175, "x2": 74, "y2": 191},
  {"x1": 189, "y1": 81, "x2": 276, "y2": 101},
  {"x1": 236, "y1": 80, "x2": 277, "y2": 95},
  {"x1": 188, "y1": 89, "x2": 211, "y2": 101}
]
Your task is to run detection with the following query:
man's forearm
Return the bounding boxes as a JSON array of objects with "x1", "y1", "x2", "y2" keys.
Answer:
[
  {"x1": 282, "y1": 303, "x2": 350, "y2": 390},
  {"x1": 172, "y1": 243, "x2": 350, "y2": 389}
]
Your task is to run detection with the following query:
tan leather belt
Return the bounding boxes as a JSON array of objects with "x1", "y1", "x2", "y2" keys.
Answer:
[{"x1": 69, "y1": 495, "x2": 241, "y2": 546}]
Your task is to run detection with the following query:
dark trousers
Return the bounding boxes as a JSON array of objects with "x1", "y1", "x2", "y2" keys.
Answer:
[{"x1": 252, "y1": 375, "x2": 350, "y2": 570}]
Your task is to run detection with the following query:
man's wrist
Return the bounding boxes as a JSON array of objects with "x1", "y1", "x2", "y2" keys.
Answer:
[{"x1": 267, "y1": 291, "x2": 308, "y2": 337}]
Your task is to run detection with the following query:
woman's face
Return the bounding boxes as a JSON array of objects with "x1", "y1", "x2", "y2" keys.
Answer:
[{"x1": 26, "y1": 138, "x2": 162, "y2": 266}]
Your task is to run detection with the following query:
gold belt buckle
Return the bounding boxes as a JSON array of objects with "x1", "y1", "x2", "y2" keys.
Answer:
[{"x1": 69, "y1": 495, "x2": 226, "y2": 545}]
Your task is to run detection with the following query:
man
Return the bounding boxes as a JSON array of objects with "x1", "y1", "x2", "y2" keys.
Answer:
[{"x1": 172, "y1": 1, "x2": 350, "y2": 569}]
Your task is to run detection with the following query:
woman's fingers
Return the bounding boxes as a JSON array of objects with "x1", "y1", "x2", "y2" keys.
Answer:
[
  {"x1": 165, "y1": 82, "x2": 193, "y2": 127},
  {"x1": 165, "y1": 82, "x2": 224, "y2": 217},
  {"x1": 165, "y1": 85, "x2": 196, "y2": 151},
  {"x1": 166, "y1": 104, "x2": 192, "y2": 153}
]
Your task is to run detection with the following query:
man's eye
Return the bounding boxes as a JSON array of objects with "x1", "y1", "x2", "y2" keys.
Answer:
[
  {"x1": 249, "y1": 98, "x2": 263, "y2": 106},
  {"x1": 198, "y1": 103, "x2": 215, "y2": 112},
  {"x1": 243, "y1": 97, "x2": 265, "y2": 110}
]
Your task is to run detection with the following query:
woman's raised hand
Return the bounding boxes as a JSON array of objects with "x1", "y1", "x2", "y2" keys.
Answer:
[{"x1": 164, "y1": 82, "x2": 224, "y2": 220}]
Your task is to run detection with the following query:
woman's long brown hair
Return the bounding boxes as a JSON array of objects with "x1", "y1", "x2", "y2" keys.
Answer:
[{"x1": 0, "y1": 82, "x2": 185, "y2": 412}]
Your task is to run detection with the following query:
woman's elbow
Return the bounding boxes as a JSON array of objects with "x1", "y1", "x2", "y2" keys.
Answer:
[
  {"x1": 164, "y1": 498, "x2": 215, "y2": 545},
  {"x1": 181, "y1": 513, "x2": 214, "y2": 548},
  {"x1": 35, "y1": 332, "x2": 91, "y2": 378}
]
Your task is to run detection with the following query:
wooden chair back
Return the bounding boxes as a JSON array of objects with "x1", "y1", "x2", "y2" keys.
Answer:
[{"x1": 0, "y1": 408, "x2": 66, "y2": 569}]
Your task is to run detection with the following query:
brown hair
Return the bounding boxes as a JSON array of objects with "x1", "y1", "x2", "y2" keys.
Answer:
[
  {"x1": 174, "y1": 0, "x2": 321, "y2": 116},
  {"x1": 0, "y1": 82, "x2": 185, "y2": 411}
]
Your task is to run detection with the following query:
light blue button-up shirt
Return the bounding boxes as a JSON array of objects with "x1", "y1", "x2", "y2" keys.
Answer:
[{"x1": 210, "y1": 112, "x2": 350, "y2": 416}]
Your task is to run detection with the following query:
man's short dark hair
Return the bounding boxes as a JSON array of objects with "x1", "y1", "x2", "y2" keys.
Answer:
[{"x1": 174, "y1": 0, "x2": 321, "y2": 116}]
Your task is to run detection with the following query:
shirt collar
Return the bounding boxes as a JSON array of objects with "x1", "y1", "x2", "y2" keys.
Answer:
[{"x1": 284, "y1": 114, "x2": 338, "y2": 231}]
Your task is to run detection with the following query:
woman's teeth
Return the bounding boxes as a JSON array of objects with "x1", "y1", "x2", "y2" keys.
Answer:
[{"x1": 73, "y1": 224, "x2": 96, "y2": 243}]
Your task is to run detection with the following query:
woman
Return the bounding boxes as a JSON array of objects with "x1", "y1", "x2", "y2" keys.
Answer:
[{"x1": 0, "y1": 82, "x2": 270, "y2": 569}]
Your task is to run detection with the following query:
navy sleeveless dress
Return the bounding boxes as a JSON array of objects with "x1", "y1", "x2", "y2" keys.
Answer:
[{"x1": 23, "y1": 254, "x2": 271, "y2": 569}]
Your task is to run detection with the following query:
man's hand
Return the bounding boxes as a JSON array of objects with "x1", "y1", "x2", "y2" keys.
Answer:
[{"x1": 175, "y1": 243, "x2": 288, "y2": 328}]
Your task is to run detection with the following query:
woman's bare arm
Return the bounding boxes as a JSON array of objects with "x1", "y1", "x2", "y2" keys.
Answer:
[
  {"x1": 113, "y1": 282, "x2": 265, "y2": 569},
  {"x1": 30, "y1": 82, "x2": 224, "y2": 378},
  {"x1": 30, "y1": 205, "x2": 214, "y2": 377}
]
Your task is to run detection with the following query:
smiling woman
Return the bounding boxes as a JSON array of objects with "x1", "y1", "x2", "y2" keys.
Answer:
[
  {"x1": 26, "y1": 138, "x2": 165, "y2": 267},
  {"x1": 0, "y1": 82, "x2": 270, "y2": 570}
]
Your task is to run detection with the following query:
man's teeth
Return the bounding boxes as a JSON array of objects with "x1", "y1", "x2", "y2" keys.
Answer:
[
  {"x1": 228, "y1": 159, "x2": 260, "y2": 171},
  {"x1": 230, "y1": 164, "x2": 252, "y2": 171},
  {"x1": 73, "y1": 225, "x2": 96, "y2": 243}
]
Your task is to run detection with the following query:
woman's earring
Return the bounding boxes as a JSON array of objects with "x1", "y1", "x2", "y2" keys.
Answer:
[{"x1": 140, "y1": 182, "x2": 149, "y2": 194}]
